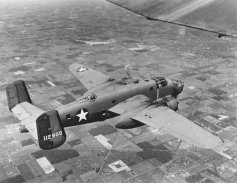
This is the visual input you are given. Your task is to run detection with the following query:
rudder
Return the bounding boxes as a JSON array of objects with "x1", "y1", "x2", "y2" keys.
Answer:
[
  {"x1": 6, "y1": 80, "x2": 32, "y2": 111},
  {"x1": 36, "y1": 110, "x2": 66, "y2": 150}
]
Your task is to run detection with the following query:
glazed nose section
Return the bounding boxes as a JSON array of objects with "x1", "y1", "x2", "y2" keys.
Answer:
[{"x1": 171, "y1": 79, "x2": 184, "y2": 96}]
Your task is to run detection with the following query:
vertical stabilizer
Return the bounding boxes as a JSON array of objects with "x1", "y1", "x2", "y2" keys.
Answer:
[
  {"x1": 6, "y1": 80, "x2": 32, "y2": 111},
  {"x1": 36, "y1": 110, "x2": 66, "y2": 150}
]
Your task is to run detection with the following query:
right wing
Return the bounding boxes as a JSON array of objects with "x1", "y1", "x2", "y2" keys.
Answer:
[{"x1": 69, "y1": 63, "x2": 110, "y2": 90}]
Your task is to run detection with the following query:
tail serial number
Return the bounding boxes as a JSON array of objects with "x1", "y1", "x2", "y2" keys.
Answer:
[{"x1": 43, "y1": 131, "x2": 62, "y2": 141}]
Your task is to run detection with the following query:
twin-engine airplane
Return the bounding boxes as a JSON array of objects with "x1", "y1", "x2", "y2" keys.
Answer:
[{"x1": 6, "y1": 63, "x2": 223, "y2": 150}]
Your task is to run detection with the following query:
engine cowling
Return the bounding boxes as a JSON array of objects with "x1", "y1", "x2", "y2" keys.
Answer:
[
  {"x1": 165, "y1": 98, "x2": 178, "y2": 111},
  {"x1": 115, "y1": 118, "x2": 145, "y2": 129}
]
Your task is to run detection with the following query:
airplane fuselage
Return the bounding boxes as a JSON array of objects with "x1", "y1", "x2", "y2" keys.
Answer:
[
  {"x1": 57, "y1": 77, "x2": 183, "y2": 127},
  {"x1": 58, "y1": 79, "x2": 156, "y2": 127}
]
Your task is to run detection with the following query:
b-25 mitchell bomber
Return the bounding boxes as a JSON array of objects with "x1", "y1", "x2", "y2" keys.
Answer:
[{"x1": 6, "y1": 63, "x2": 223, "y2": 150}]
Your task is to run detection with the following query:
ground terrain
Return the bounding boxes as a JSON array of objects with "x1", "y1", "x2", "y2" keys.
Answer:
[{"x1": 0, "y1": 0, "x2": 237, "y2": 182}]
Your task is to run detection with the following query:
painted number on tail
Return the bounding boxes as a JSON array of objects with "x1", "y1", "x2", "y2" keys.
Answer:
[{"x1": 43, "y1": 131, "x2": 62, "y2": 141}]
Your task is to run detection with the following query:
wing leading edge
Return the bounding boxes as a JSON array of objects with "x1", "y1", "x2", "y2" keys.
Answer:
[
  {"x1": 107, "y1": 0, "x2": 237, "y2": 38},
  {"x1": 110, "y1": 95, "x2": 223, "y2": 149}
]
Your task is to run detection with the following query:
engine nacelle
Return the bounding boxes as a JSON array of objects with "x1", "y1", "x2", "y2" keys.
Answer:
[
  {"x1": 165, "y1": 98, "x2": 178, "y2": 111},
  {"x1": 115, "y1": 118, "x2": 145, "y2": 129}
]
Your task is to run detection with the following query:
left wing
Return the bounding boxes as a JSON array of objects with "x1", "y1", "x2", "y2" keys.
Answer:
[
  {"x1": 110, "y1": 95, "x2": 223, "y2": 149},
  {"x1": 69, "y1": 63, "x2": 110, "y2": 90},
  {"x1": 107, "y1": 0, "x2": 237, "y2": 38},
  {"x1": 132, "y1": 105, "x2": 223, "y2": 149},
  {"x1": 110, "y1": 95, "x2": 153, "y2": 114}
]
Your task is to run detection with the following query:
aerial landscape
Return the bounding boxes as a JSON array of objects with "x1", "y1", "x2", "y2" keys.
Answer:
[{"x1": 0, "y1": 0, "x2": 237, "y2": 182}]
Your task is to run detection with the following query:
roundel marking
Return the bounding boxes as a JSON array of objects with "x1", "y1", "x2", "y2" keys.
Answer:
[
  {"x1": 76, "y1": 108, "x2": 89, "y2": 123},
  {"x1": 76, "y1": 67, "x2": 88, "y2": 72}
]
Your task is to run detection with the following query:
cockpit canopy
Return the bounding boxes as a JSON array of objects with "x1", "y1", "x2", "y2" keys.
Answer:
[{"x1": 152, "y1": 77, "x2": 168, "y2": 88}]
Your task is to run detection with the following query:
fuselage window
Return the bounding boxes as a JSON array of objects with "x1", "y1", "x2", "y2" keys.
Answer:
[
  {"x1": 112, "y1": 100, "x2": 116, "y2": 103},
  {"x1": 160, "y1": 80, "x2": 167, "y2": 87},
  {"x1": 66, "y1": 114, "x2": 71, "y2": 120},
  {"x1": 150, "y1": 87, "x2": 153, "y2": 91}
]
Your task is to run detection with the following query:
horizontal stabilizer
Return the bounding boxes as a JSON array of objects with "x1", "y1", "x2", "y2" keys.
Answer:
[
  {"x1": 6, "y1": 80, "x2": 67, "y2": 150},
  {"x1": 12, "y1": 102, "x2": 44, "y2": 139},
  {"x1": 36, "y1": 110, "x2": 66, "y2": 150},
  {"x1": 6, "y1": 80, "x2": 32, "y2": 111}
]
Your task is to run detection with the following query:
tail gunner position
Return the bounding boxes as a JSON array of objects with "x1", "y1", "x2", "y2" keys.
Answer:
[{"x1": 6, "y1": 63, "x2": 223, "y2": 150}]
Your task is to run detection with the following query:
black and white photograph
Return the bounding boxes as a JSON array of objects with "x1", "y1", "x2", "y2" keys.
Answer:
[{"x1": 0, "y1": 0, "x2": 237, "y2": 182}]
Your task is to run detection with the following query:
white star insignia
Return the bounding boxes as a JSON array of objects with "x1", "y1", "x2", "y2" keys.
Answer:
[
  {"x1": 76, "y1": 109, "x2": 88, "y2": 122},
  {"x1": 76, "y1": 67, "x2": 88, "y2": 72}
]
